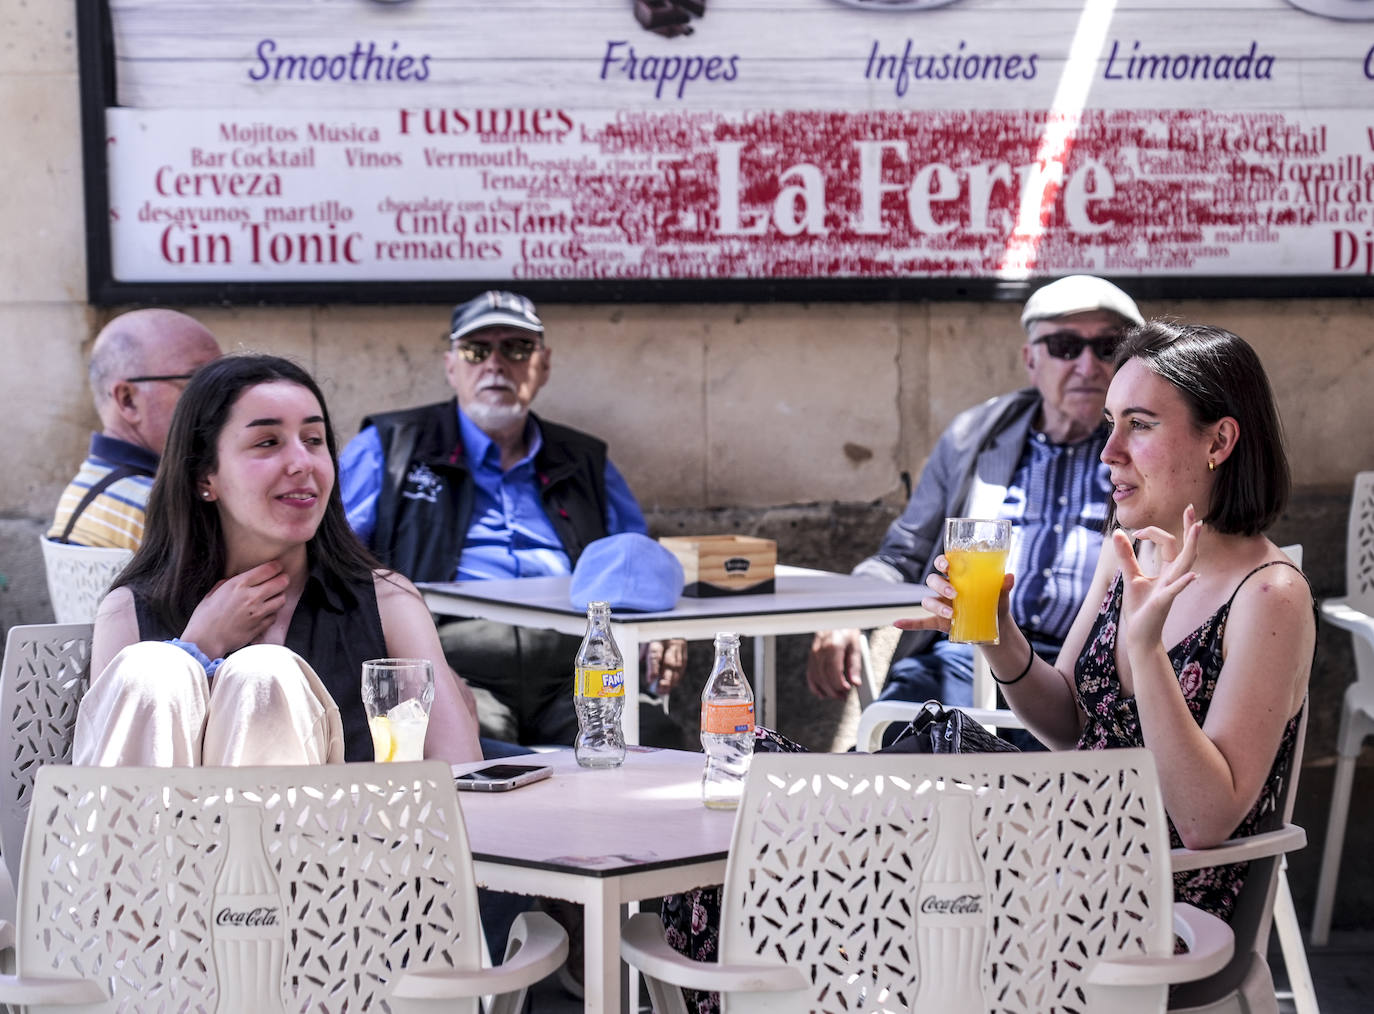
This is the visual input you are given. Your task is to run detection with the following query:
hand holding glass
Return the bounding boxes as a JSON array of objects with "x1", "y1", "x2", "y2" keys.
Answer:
[
  {"x1": 361, "y1": 658, "x2": 435, "y2": 762},
  {"x1": 944, "y1": 518, "x2": 1012, "y2": 645}
]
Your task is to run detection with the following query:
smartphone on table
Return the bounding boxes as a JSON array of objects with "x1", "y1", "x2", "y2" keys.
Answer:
[{"x1": 453, "y1": 762, "x2": 554, "y2": 792}]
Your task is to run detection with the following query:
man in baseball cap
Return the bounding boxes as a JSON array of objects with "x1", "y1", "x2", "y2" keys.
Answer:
[
  {"x1": 448, "y1": 289, "x2": 545, "y2": 340},
  {"x1": 808, "y1": 276, "x2": 1143, "y2": 743},
  {"x1": 339, "y1": 291, "x2": 683, "y2": 748}
]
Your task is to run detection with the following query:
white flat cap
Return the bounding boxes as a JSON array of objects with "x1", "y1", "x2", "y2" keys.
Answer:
[{"x1": 1020, "y1": 275, "x2": 1144, "y2": 331}]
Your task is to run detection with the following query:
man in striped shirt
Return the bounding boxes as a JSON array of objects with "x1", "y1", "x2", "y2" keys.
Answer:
[
  {"x1": 48, "y1": 310, "x2": 222, "y2": 550},
  {"x1": 807, "y1": 276, "x2": 1143, "y2": 718}
]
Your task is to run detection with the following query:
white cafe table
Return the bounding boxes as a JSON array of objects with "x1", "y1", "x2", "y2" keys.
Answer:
[
  {"x1": 453, "y1": 746, "x2": 735, "y2": 1014},
  {"x1": 421, "y1": 565, "x2": 930, "y2": 742}
]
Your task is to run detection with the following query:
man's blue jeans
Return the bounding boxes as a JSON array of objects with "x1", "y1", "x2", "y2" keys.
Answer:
[{"x1": 880, "y1": 638, "x2": 979, "y2": 709}]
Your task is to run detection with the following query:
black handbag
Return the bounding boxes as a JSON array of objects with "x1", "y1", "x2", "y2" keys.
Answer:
[{"x1": 881, "y1": 701, "x2": 1019, "y2": 754}]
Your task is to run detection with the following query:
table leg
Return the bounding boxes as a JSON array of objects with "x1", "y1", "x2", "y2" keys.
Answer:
[
  {"x1": 582, "y1": 885, "x2": 621, "y2": 1014},
  {"x1": 625, "y1": 900, "x2": 641, "y2": 1014},
  {"x1": 614, "y1": 625, "x2": 642, "y2": 745},
  {"x1": 756, "y1": 635, "x2": 777, "y2": 730}
]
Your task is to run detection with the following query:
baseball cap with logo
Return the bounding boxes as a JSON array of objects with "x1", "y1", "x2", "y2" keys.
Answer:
[
  {"x1": 450, "y1": 290, "x2": 545, "y2": 342},
  {"x1": 1020, "y1": 275, "x2": 1144, "y2": 332}
]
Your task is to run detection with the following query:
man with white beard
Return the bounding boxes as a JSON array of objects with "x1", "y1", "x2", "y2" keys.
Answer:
[{"x1": 340, "y1": 291, "x2": 666, "y2": 747}]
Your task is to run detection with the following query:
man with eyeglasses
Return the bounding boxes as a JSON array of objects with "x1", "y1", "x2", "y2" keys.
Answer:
[
  {"x1": 807, "y1": 275, "x2": 1144, "y2": 731},
  {"x1": 340, "y1": 290, "x2": 674, "y2": 749},
  {"x1": 48, "y1": 309, "x2": 223, "y2": 549}
]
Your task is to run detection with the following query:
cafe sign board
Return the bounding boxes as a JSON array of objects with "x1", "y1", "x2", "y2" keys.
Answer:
[{"x1": 79, "y1": 0, "x2": 1374, "y2": 303}]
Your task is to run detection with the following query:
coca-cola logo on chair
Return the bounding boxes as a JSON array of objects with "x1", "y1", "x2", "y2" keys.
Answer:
[
  {"x1": 919, "y1": 893, "x2": 983, "y2": 915},
  {"x1": 216, "y1": 906, "x2": 280, "y2": 927}
]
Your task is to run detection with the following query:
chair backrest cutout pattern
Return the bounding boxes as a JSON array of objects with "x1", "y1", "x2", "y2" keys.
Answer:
[
  {"x1": 723, "y1": 751, "x2": 1173, "y2": 1014},
  {"x1": 15, "y1": 762, "x2": 482, "y2": 1013},
  {"x1": 0, "y1": 622, "x2": 92, "y2": 882},
  {"x1": 39, "y1": 536, "x2": 133, "y2": 624}
]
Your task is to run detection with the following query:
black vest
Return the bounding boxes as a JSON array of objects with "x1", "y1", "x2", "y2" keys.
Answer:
[{"x1": 362, "y1": 400, "x2": 612, "y2": 585}]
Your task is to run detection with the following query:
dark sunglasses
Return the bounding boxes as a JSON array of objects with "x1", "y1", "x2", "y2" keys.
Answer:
[
  {"x1": 1034, "y1": 331, "x2": 1123, "y2": 361},
  {"x1": 124, "y1": 373, "x2": 195, "y2": 384},
  {"x1": 450, "y1": 336, "x2": 541, "y2": 363}
]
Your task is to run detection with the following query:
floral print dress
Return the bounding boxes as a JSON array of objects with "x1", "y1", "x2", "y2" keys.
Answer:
[{"x1": 1075, "y1": 561, "x2": 1304, "y2": 924}]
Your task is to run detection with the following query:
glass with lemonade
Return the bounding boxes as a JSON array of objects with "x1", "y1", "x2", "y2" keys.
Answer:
[
  {"x1": 943, "y1": 519, "x2": 1012, "y2": 644},
  {"x1": 361, "y1": 658, "x2": 434, "y2": 762}
]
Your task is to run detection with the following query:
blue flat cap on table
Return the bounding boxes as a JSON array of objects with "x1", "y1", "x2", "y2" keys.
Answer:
[{"x1": 569, "y1": 533, "x2": 685, "y2": 612}]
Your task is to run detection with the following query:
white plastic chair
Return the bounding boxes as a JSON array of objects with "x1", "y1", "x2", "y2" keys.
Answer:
[
  {"x1": 0, "y1": 623, "x2": 91, "y2": 915},
  {"x1": 622, "y1": 749, "x2": 1232, "y2": 1014},
  {"x1": 38, "y1": 536, "x2": 131, "y2": 624},
  {"x1": 855, "y1": 709, "x2": 1312, "y2": 1014},
  {"x1": 0, "y1": 761, "x2": 566, "y2": 1013},
  {"x1": 1311, "y1": 469, "x2": 1374, "y2": 947}
]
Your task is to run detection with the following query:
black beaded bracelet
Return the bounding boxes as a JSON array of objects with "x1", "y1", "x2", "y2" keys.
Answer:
[{"x1": 990, "y1": 639, "x2": 1035, "y2": 686}]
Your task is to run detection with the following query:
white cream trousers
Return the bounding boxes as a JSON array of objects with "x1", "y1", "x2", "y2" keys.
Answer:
[{"x1": 74, "y1": 641, "x2": 345, "y2": 766}]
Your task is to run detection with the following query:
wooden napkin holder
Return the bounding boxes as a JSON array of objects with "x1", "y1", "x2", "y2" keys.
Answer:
[{"x1": 658, "y1": 535, "x2": 777, "y2": 597}]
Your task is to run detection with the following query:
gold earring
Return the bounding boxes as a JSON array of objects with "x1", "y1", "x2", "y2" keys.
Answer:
[{"x1": 1208, "y1": 459, "x2": 1215, "y2": 472}]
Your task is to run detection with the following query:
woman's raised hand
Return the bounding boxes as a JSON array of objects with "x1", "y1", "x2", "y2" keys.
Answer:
[
  {"x1": 1113, "y1": 504, "x2": 1201, "y2": 652},
  {"x1": 180, "y1": 560, "x2": 291, "y2": 660}
]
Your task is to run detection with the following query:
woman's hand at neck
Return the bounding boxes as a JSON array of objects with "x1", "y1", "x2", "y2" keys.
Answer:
[
  {"x1": 179, "y1": 553, "x2": 298, "y2": 661},
  {"x1": 225, "y1": 542, "x2": 309, "y2": 593}
]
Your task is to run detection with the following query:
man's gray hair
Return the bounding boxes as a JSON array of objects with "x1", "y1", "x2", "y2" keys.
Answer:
[{"x1": 88, "y1": 325, "x2": 144, "y2": 406}]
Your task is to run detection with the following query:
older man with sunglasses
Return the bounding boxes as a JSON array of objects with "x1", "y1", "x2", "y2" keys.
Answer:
[
  {"x1": 807, "y1": 276, "x2": 1144, "y2": 734},
  {"x1": 339, "y1": 290, "x2": 675, "y2": 749},
  {"x1": 48, "y1": 309, "x2": 223, "y2": 549}
]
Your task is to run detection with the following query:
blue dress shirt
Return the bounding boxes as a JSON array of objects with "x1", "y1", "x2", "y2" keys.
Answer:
[
  {"x1": 339, "y1": 406, "x2": 646, "y2": 580},
  {"x1": 1001, "y1": 426, "x2": 1111, "y2": 643}
]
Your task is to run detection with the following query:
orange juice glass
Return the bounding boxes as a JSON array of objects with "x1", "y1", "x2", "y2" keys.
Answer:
[{"x1": 944, "y1": 519, "x2": 1012, "y2": 645}]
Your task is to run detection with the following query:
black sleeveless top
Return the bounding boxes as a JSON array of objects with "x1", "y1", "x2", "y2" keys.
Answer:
[
  {"x1": 1073, "y1": 559, "x2": 1307, "y2": 924},
  {"x1": 132, "y1": 561, "x2": 386, "y2": 762}
]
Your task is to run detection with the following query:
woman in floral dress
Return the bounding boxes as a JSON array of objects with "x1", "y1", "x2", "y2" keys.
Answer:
[
  {"x1": 662, "y1": 322, "x2": 1312, "y2": 1013},
  {"x1": 903, "y1": 319, "x2": 1315, "y2": 925}
]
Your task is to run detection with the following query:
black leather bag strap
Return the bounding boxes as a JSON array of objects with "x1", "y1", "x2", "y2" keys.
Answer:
[
  {"x1": 881, "y1": 702, "x2": 1019, "y2": 755},
  {"x1": 56, "y1": 465, "x2": 142, "y2": 544}
]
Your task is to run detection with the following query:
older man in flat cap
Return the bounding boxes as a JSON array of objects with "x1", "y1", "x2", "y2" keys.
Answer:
[{"x1": 807, "y1": 276, "x2": 1145, "y2": 732}]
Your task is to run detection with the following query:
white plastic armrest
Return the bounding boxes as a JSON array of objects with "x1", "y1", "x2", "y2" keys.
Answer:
[
  {"x1": 963, "y1": 707, "x2": 1023, "y2": 730},
  {"x1": 1086, "y1": 903, "x2": 1233, "y2": 986},
  {"x1": 620, "y1": 912, "x2": 809, "y2": 994},
  {"x1": 0, "y1": 972, "x2": 109, "y2": 1006},
  {"x1": 390, "y1": 911, "x2": 567, "y2": 999},
  {"x1": 857, "y1": 700, "x2": 923, "y2": 753},
  {"x1": 1170, "y1": 824, "x2": 1306, "y2": 873},
  {"x1": 1320, "y1": 599, "x2": 1374, "y2": 646}
]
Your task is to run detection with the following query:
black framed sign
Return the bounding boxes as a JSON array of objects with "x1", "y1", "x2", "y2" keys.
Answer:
[{"x1": 78, "y1": 0, "x2": 1374, "y2": 305}]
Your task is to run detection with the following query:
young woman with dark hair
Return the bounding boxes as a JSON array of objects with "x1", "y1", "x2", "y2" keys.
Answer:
[
  {"x1": 904, "y1": 320, "x2": 1315, "y2": 925},
  {"x1": 659, "y1": 322, "x2": 1312, "y2": 1012},
  {"x1": 75, "y1": 354, "x2": 482, "y2": 766}
]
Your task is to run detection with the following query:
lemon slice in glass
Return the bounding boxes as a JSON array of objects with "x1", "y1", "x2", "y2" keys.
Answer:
[{"x1": 369, "y1": 716, "x2": 395, "y2": 762}]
